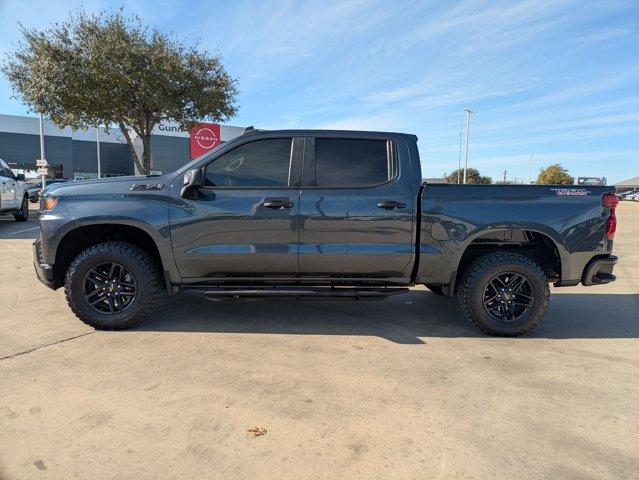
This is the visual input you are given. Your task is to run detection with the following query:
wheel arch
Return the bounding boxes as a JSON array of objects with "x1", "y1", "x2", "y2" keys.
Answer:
[
  {"x1": 53, "y1": 223, "x2": 169, "y2": 289},
  {"x1": 451, "y1": 227, "x2": 565, "y2": 295}
]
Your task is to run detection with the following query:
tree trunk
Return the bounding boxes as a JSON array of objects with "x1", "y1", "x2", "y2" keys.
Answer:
[
  {"x1": 118, "y1": 123, "x2": 145, "y2": 175},
  {"x1": 142, "y1": 134, "x2": 152, "y2": 175}
]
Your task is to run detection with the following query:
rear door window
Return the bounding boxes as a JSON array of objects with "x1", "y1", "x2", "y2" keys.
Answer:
[{"x1": 314, "y1": 138, "x2": 392, "y2": 187}]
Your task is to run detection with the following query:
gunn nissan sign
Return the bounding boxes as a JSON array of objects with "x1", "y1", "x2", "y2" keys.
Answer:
[{"x1": 190, "y1": 123, "x2": 221, "y2": 158}]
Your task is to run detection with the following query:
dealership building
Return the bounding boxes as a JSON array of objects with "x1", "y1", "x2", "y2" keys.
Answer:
[{"x1": 0, "y1": 113, "x2": 245, "y2": 179}]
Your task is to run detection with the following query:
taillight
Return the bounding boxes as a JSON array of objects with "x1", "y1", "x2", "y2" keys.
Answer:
[{"x1": 603, "y1": 193, "x2": 619, "y2": 240}]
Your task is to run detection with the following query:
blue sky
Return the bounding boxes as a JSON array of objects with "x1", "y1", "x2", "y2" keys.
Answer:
[{"x1": 1, "y1": 0, "x2": 638, "y2": 183}]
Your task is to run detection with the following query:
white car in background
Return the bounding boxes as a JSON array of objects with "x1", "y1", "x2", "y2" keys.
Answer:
[{"x1": 0, "y1": 158, "x2": 29, "y2": 221}]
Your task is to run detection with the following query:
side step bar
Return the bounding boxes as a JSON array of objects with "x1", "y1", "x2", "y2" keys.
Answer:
[{"x1": 184, "y1": 286, "x2": 409, "y2": 301}]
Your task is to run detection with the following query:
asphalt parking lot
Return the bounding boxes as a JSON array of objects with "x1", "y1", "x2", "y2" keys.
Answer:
[{"x1": 1, "y1": 203, "x2": 638, "y2": 479}]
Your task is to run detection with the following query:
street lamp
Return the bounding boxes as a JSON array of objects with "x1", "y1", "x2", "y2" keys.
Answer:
[
  {"x1": 457, "y1": 120, "x2": 463, "y2": 184},
  {"x1": 529, "y1": 155, "x2": 534, "y2": 184},
  {"x1": 39, "y1": 114, "x2": 46, "y2": 190},
  {"x1": 463, "y1": 108, "x2": 473, "y2": 184},
  {"x1": 96, "y1": 125, "x2": 101, "y2": 179}
]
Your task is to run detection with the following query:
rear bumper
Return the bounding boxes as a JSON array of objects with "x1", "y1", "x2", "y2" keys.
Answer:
[
  {"x1": 582, "y1": 255, "x2": 618, "y2": 286},
  {"x1": 32, "y1": 239, "x2": 56, "y2": 289}
]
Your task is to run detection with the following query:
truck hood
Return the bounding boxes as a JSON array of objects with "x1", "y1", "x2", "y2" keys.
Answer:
[{"x1": 43, "y1": 174, "x2": 177, "y2": 196}]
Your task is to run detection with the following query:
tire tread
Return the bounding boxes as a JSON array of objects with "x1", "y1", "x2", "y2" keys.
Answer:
[
  {"x1": 458, "y1": 251, "x2": 550, "y2": 336},
  {"x1": 64, "y1": 241, "x2": 160, "y2": 330}
]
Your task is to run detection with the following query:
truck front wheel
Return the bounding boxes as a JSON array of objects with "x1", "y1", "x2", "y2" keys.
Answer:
[
  {"x1": 457, "y1": 251, "x2": 550, "y2": 336},
  {"x1": 13, "y1": 195, "x2": 29, "y2": 222},
  {"x1": 64, "y1": 242, "x2": 161, "y2": 330}
]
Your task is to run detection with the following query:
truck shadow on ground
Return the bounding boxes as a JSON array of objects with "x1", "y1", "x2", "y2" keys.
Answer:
[{"x1": 135, "y1": 291, "x2": 639, "y2": 343}]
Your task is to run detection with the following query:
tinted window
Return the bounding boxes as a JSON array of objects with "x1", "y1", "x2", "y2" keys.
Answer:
[
  {"x1": 315, "y1": 138, "x2": 391, "y2": 187},
  {"x1": 205, "y1": 138, "x2": 292, "y2": 187}
]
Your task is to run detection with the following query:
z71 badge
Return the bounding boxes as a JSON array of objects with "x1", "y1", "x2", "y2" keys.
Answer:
[{"x1": 551, "y1": 188, "x2": 589, "y2": 196}]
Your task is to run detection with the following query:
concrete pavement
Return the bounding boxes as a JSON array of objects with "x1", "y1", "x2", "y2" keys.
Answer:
[{"x1": 1, "y1": 203, "x2": 637, "y2": 479}]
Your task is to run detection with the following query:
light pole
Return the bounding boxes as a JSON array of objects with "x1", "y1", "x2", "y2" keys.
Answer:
[
  {"x1": 39, "y1": 114, "x2": 46, "y2": 190},
  {"x1": 463, "y1": 108, "x2": 473, "y2": 184},
  {"x1": 96, "y1": 125, "x2": 101, "y2": 179},
  {"x1": 457, "y1": 120, "x2": 463, "y2": 184},
  {"x1": 529, "y1": 155, "x2": 533, "y2": 184}
]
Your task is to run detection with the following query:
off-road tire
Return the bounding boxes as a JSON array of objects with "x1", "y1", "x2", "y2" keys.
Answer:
[
  {"x1": 425, "y1": 284, "x2": 445, "y2": 295},
  {"x1": 64, "y1": 242, "x2": 161, "y2": 330},
  {"x1": 457, "y1": 251, "x2": 550, "y2": 336},
  {"x1": 13, "y1": 195, "x2": 29, "y2": 222}
]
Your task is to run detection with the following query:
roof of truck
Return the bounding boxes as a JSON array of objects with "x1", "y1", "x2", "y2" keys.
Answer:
[{"x1": 241, "y1": 128, "x2": 418, "y2": 142}]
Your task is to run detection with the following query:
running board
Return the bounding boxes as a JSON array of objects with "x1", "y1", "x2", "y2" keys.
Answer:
[{"x1": 185, "y1": 286, "x2": 409, "y2": 301}]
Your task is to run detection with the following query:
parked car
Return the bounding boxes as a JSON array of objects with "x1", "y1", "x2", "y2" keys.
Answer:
[
  {"x1": 33, "y1": 129, "x2": 619, "y2": 336},
  {"x1": 0, "y1": 158, "x2": 29, "y2": 221},
  {"x1": 27, "y1": 179, "x2": 68, "y2": 203}
]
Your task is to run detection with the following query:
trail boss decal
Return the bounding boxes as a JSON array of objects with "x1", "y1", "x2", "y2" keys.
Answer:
[{"x1": 551, "y1": 188, "x2": 590, "y2": 196}]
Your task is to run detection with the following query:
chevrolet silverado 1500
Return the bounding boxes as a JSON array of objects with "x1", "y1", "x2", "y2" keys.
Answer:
[{"x1": 33, "y1": 129, "x2": 619, "y2": 335}]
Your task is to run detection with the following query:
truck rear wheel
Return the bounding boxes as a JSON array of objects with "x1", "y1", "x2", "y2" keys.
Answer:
[
  {"x1": 64, "y1": 242, "x2": 161, "y2": 330},
  {"x1": 457, "y1": 251, "x2": 550, "y2": 336}
]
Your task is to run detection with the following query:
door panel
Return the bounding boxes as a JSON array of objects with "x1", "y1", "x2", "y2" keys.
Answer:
[
  {"x1": 170, "y1": 188, "x2": 300, "y2": 277},
  {"x1": 168, "y1": 136, "x2": 301, "y2": 279},
  {"x1": 298, "y1": 137, "x2": 415, "y2": 280},
  {"x1": 299, "y1": 188, "x2": 414, "y2": 278}
]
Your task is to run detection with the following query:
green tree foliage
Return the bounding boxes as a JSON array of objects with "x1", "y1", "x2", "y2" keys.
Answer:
[
  {"x1": 446, "y1": 168, "x2": 492, "y2": 184},
  {"x1": 536, "y1": 164, "x2": 574, "y2": 185},
  {"x1": 3, "y1": 9, "x2": 238, "y2": 174}
]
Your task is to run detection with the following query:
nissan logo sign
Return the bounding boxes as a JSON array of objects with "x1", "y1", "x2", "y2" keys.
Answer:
[{"x1": 193, "y1": 128, "x2": 218, "y2": 149}]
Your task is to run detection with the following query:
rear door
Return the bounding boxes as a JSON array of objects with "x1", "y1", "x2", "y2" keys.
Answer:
[
  {"x1": 169, "y1": 136, "x2": 303, "y2": 279},
  {"x1": 298, "y1": 136, "x2": 416, "y2": 282}
]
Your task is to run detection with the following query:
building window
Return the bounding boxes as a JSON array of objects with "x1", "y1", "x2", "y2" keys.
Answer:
[{"x1": 73, "y1": 172, "x2": 127, "y2": 180}]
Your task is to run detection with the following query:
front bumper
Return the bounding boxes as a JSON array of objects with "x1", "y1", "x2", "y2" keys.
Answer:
[
  {"x1": 582, "y1": 255, "x2": 618, "y2": 286},
  {"x1": 32, "y1": 239, "x2": 56, "y2": 289}
]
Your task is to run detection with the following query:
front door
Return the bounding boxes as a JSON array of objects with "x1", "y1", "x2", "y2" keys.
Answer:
[
  {"x1": 298, "y1": 137, "x2": 416, "y2": 282},
  {"x1": 169, "y1": 137, "x2": 301, "y2": 279}
]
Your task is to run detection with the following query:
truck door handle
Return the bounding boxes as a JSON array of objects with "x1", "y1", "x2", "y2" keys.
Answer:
[
  {"x1": 263, "y1": 199, "x2": 293, "y2": 209},
  {"x1": 377, "y1": 200, "x2": 406, "y2": 210}
]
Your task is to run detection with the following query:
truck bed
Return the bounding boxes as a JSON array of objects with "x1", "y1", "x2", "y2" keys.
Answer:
[{"x1": 416, "y1": 183, "x2": 615, "y2": 289}]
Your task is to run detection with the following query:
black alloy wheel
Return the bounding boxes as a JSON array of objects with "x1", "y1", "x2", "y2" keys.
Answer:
[
  {"x1": 482, "y1": 272, "x2": 534, "y2": 323},
  {"x1": 83, "y1": 262, "x2": 138, "y2": 315}
]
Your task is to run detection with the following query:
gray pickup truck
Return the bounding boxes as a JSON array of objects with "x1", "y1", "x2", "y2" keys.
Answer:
[{"x1": 33, "y1": 129, "x2": 619, "y2": 336}]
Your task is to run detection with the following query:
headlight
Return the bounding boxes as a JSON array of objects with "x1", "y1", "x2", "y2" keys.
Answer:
[{"x1": 41, "y1": 196, "x2": 58, "y2": 211}]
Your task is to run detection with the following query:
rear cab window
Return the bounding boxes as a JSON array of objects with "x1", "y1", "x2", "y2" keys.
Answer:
[{"x1": 313, "y1": 138, "x2": 395, "y2": 187}]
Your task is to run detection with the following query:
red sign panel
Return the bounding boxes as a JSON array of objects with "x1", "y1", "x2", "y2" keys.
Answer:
[{"x1": 190, "y1": 123, "x2": 221, "y2": 158}]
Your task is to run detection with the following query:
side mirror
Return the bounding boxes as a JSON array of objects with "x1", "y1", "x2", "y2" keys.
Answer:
[
  {"x1": 181, "y1": 168, "x2": 204, "y2": 198},
  {"x1": 16, "y1": 173, "x2": 25, "y2": 181}
]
